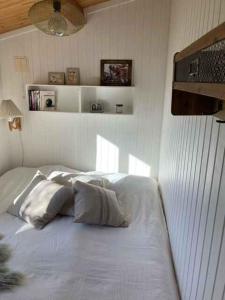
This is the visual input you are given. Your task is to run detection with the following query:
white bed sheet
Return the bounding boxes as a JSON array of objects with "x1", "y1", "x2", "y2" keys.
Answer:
[{"x1": 0, "y1": 166, "x2": 179, "y2": 300}]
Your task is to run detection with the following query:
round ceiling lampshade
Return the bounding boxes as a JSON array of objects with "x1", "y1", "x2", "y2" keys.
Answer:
[{"x1": 28, "y1": 0, "x2": 86, "y2": 37}]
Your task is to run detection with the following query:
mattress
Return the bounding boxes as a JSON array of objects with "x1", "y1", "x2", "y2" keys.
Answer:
[{"x1": 0, "y1": 166, "x2": 179, "y2": 300}]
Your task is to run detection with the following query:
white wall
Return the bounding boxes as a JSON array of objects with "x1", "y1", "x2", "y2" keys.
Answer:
[
  {"x1": 0, "y1": 74, "x2": 11, "y2": 174},
  {"x1": 0, "y1": 0, "x2": 171, "y2": 178},
  {"x1": 159, "y1": 0, "x2": 225, "y2": 299},
  {"x1": 0, "y1": 121, "x2": 11, "y2": 175}
]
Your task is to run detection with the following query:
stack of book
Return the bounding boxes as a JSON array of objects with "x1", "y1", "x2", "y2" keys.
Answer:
[{"x1": 28, "y1": 90, "x2": 56, "y2": 111}]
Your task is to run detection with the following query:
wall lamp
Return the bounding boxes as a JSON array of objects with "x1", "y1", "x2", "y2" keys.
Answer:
[{"x1": 0, "y1": 100, "x2": 23, "y2": 131}]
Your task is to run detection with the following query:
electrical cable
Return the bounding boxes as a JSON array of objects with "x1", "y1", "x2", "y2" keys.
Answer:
[{"x1": 19, "y1": 131, "x2": 24, "y2": 167}]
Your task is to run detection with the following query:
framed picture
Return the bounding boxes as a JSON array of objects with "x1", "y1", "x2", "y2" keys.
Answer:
[
  {"x1": 48, "y1": 72, "x2": 65, "y2": 85},
  {"x1": 66, "y1": 68, "x2": 80, "y2": 85},
  {"x1": 101, "y1": 60, "x2": 132, "y2": 86}
]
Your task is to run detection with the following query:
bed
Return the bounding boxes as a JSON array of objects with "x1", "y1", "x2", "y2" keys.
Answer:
[{"x1": 0, "y1": 166, "x2": 179, "y2": 300}]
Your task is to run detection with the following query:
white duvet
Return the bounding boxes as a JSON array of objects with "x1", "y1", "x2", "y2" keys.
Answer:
[{"x1": 0, "y1": 166, "x2": 179, "y2": 300}]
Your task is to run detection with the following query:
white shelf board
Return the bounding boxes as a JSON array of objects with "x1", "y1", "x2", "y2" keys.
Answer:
[
  {"x1": 26, "y1": 83, "x2": 134, "y2": 115},
  {"x1": 27, "y1": 84, "x2": 80, "y2": 88},
  {"x1": 83, "y1": 112, "x2": 133, "y2": 115},
  {"x1": 26, "y1": 84, "x2": 135, "y2": 89},
  {"x1": 28, "y1": 110, "x2": 133, "y2": 115}
]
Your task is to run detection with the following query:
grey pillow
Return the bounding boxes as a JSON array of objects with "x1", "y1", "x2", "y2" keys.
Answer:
[
  {"x1": 7, "y1": 171, "x2": 46, "y2": 217},
  {"x1": 19, "y1": 180, "x2": 73, "y2": 229},
  {"x1": 49, "y1": 172, "x2": 109, "y2": 188},
  {"x1": 48, "y1": 171, "x2": 80, "y2": 187},
  {"x1": 74, "y1": 181, "x2": 129, "y2": 227},
  {"x1": 49, "y1": 172, "x2": 109, "y2": 217},
  {"x1": 60, "y1": 197, "x2": 74, "y2": 217}
]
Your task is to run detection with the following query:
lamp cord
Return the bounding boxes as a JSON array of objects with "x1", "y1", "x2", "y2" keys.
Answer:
[{"x1": 19, "y1": 132, "x2": 24, "y2": 167}]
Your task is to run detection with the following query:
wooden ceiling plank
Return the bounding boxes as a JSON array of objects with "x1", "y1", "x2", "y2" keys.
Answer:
[{"x1": 0, "y1": 0, "x2": 110, "y2": 34}]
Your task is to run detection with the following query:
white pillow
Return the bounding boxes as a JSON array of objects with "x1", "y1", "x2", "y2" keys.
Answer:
[
  {"x1": 19, "y1": 180, "x2": 73, "y2": 229},
  {"x1": 7, "y1": 171, "x2": 46, "y2": 218}
]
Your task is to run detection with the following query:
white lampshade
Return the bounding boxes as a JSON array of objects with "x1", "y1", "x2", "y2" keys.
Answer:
[{"x1": 0, "y1": 100, "x2": 23, "y2": 120}]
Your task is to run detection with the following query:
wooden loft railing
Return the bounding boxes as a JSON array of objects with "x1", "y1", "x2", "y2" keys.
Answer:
[
  {"x1": 174, "y1": 22, "x2": 225, "y2": 62},
  {"x1": 173, "y1": 82, "x2": 225, "y2": 101},
  {"x1": 172, "y1": 22, "x2": 225, "y2": 121}
]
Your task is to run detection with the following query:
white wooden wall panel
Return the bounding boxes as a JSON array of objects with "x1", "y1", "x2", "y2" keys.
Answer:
[
  {"x1": 0, "y1": 0, "x2": 170, "y2": 178},
  {"x1": 0, "y1": 121, "x2": 11, "y2": 175},
  {"x1": 159, "y1": 0, "x2": 225, "y2": 299},
  {"x1": 0, "y1": 74, "x2": 11, "y2": 174}
]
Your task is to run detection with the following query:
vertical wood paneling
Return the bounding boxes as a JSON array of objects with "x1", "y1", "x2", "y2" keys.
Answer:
[
  {"x1": 0, "y1": 120, "x2": 11, "y2": 175},
  {"x1": 202, "y1": 127, "x2": 225, "y2": 300},
  {"x1": 159, "y1": 0, "x2": 225, "y2": 299},
  {"x1": 0, "y1": 0, "x2": 171, "y2": 178},
  {"x1": 0, "y1": 67, "x2": 11, "y2": 174}
]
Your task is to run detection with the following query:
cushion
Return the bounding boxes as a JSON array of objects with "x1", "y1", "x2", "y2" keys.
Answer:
[
  {"x1": 48, "y1": 171, "x2": 109, "y2": 217},
  {"x1": 49, "y1": 171, "x2": 109, "y2": 188},
  {"x1": 19, "y1": 180, "x2": 73, "y2": 230},
  {"x1": 74, "y1": 181, "x2": 129, "y2": 227},
  {"x1": 7, "y1": 171, "x2": 46, "y2": 217},
  {"x1": 60, "y1": 197, "x2": 75, "y2": 217},
  {"x1": 71, "y1": 174, "x2": 109, "y2": 189},
  {"x1": 48, "y1": 171, "x2": 81, "y2": 187}
]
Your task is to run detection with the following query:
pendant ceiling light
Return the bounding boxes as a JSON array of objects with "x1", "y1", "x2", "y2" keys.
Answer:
[{"x1": 28, "y1": 0, "x2": 86, "y2": 37}]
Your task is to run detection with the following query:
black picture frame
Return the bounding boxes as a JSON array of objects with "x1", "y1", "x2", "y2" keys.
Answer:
[{"x1": 101, "y1": 60, "x2": 132, "y2": 86}]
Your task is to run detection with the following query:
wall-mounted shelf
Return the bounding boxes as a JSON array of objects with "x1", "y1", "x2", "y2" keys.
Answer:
[
  {"x1": 172, "y1": 22, "x2": 225, "y2": 119},
  {"x1": 26, "y1": 84, "x2": 134, "y2": 115}
]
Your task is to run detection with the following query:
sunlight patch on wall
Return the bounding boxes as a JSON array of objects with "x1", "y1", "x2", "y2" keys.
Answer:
[
  {"x1": 96, "y1": 135, "x2": 119, "y2": 173},
  {"x1": 128, "y1": 154, "x2": 151, "y2": 177}
]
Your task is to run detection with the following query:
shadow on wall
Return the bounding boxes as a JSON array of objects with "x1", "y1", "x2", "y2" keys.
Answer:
[{"x1": 96, "y1": 135, "x2": 151, "y2": 177}]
